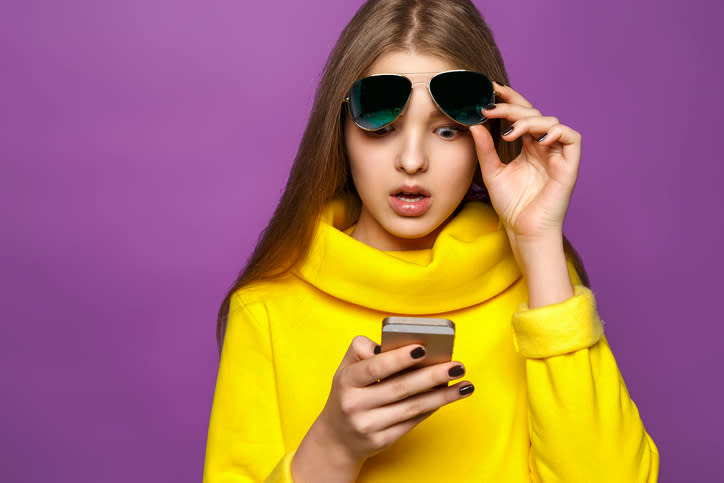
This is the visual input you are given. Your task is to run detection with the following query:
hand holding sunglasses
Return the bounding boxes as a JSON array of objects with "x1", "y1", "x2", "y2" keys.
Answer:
[{"x1": 470, "y1": 81, "x2": 582, "y2": 304}]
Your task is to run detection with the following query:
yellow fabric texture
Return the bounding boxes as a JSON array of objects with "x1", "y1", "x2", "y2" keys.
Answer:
[
  {"x1": 512, "y1": 285, "x2": 604, "y2": 359},
  {"x1": 203, "y1": 200, "x2": 659, "y2": 482}
]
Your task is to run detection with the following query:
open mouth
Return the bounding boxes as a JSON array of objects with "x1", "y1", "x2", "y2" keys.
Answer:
[
  {"x1": 389, "y1": 186, "x2": 432, "y2": 217},
  {"x1": 394, "y1": 191, "x2": 427, "y2": 203}
]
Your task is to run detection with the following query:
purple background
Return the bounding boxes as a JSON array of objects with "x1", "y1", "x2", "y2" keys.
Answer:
[{"x1": 1, "y1": 0, "x2": 722, "y2": 481}]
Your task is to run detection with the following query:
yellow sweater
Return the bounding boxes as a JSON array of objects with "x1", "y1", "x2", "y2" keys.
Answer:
[{"x1": 203, "y1": 200, "x2": 659, "y2": 482}]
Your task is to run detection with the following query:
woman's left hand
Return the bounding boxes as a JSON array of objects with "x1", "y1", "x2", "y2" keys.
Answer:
[
  {"x1": 469, "y1": 82, "x2": 581, "y2": 243},
  {"x1": 469, "y1": 82, "x2": 580, "y2": 307}
]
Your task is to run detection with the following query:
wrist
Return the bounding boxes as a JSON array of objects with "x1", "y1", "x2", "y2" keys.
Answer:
[
  {"x1": 505, "y1": 229, "x2": 563, "y2": 271},
  {"x1": 292, "y1": 418, "x2": 363, "y2": 483},
  {"x1": 505, "y1": 231, "x2": 574, "y2": 308}
]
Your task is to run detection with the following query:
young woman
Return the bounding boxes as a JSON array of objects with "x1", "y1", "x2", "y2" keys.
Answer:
[{"x1": 203, "y1": 1, "x2": 659, "y2": 481}]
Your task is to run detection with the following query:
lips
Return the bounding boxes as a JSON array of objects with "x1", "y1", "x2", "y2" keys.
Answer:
[
  {"x1": 389, "y1": 185, "x2": 432, "y2": 216},
  {"x1": 391, "y1": 185, "x2": 431, "y2": 198},
  {"x1": 395, "y1": 192, "x2": 426, "y2": 202}
]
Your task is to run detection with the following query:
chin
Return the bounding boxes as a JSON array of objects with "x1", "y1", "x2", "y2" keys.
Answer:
[{"x1": 385, "y1": 219, "x2": 441, "y2": 240}]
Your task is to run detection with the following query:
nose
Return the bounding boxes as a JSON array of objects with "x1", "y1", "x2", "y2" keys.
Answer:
[
  {"x1": 395, "y1": 85, "x2": 430, "y2": 174},
  {"x1": 396, "y1": 133, "x2": 429, "y2": 174}
]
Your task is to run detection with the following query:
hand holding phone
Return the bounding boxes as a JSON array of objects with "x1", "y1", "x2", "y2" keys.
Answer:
[
  {"x1": 381, "y1": 316, "x2": 455, "y2": 370},
  {"x1": 296, "y1": 331, "x2": 473, "y2": 480}
]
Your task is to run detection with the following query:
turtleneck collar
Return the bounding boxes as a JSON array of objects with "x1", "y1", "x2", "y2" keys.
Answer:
[{"x1": 294, "y1": 198, "x2": 521, "y2": 314}]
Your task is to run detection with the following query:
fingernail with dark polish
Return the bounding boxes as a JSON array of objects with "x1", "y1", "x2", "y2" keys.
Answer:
[
  {"x1": 374, "y1": 345, "x2": 381, "y2": 354},
  {"x1": 483, "y1": 103, "x2": 496, "y2": 110},
  {"x1": 502, "y1": 127, "x2": 514, "y2": 136},
  {"x1": 537, "y1": 133, "x2": 548, "y2": 142},
  {"x1": 448, "y1": 365, "x2": 465, "y2": 378},
  {"x1": 459, "y1": 384, "x2": 475, "y2": 396},
  {"x1": 411, "y1": 347, "x2": 426, "y2": 359}
]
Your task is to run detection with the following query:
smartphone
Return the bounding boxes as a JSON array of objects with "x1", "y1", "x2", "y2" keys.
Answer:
[{"x1": 381, "y1": 316, "x2": 455, "y2": 370}]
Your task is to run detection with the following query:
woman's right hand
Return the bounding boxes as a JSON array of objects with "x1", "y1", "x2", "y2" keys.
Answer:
[{"x1": 291, "y1": 336, "x2": 474, "y2": 482}]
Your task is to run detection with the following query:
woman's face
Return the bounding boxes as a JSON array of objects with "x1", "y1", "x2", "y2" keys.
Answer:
[{"x1": 344, "y1": 50, "x2": 479, "y2": 251}]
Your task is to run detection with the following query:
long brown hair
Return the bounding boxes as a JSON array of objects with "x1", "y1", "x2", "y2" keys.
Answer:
[{"x1": 216, "y1": 0, "x2": 588, "y2": 351}]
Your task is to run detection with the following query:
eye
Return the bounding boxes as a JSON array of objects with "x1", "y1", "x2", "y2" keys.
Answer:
[
  {"x1": 435, "y1": 126, "x2": 465, "y2": 139},
  {"x1": 370, "y1": 125, "x2": 394, "y2": 136}
]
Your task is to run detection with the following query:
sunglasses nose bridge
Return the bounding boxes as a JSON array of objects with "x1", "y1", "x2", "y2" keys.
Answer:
[
  {"x1": 405, "y1": 79, "x2": 436, "y2": 100},
  {"x1": 410, "y1": 80, "x2": 431, "y2": 98}
]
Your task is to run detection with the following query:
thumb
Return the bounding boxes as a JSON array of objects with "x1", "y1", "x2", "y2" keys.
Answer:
[
  {"x1": 340, "y1": 335, "x2": 379, "y2": 368},
  {"x1": 470, "y1": 124, "x2": 504, "y2": 183}
]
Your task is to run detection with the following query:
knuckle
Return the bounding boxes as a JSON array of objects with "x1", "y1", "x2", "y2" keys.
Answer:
[
  {"x1": 363, "y1": 362, "x2": 381, "y2": 382},
  {"x1": 351, "y1": 335, "x2": 366, "y2": 350},
  {"x1": 370, "y1": 432, "x2": 390, "y2": 450},
  {"x1": 426, "y1": 370, "x2": 443, "y2": 389},
  {"x1": 351, "y1": 415, "x2": 373, "y2": 435},
  {"x1": 446, "y1": 386, "x2": 461, "y2": 403},
  {"x1": 403, "y1": 400, "x2": 424, "y2": 420},
  {"x1": 337, "y1": 366, "x2": 351, "y2": 385},
  {"x1": 339, "y1": 395, "x2": 358, "y2": 416},
  {"x1": 390, "y1": 379, "x2": 411, "y2": 400}
]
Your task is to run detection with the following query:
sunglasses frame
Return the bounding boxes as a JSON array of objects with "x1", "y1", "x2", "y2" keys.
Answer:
[{"x1": 343, "y1": 69, "x2": 495, "y2": 132}]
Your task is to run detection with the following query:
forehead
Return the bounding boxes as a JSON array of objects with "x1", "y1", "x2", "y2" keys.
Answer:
[{"x1": 365, "y1": 50, "x2": 457, "y2": 80}]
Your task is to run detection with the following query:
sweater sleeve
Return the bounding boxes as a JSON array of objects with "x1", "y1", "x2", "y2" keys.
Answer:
[
  {"x1": 512, "y1": 281, "x2": 660, "y2": 482},
  {"x1": 203, "y1": 294, "x2": 295, "y2": 483}
]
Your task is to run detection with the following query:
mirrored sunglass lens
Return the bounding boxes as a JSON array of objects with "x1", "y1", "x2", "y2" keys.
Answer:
[
  {"x1": 430, "y1": 71, "x2": 494, "y2": 125},
  {"x1": 348, "y1": 75, "x2": 411, "y2": 130}
]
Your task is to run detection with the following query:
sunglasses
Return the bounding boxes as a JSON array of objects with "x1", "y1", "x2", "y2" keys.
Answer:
[{"x1": 344, "y1": 70, "x2": 495, "y2": 131}]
